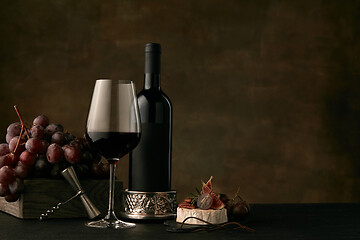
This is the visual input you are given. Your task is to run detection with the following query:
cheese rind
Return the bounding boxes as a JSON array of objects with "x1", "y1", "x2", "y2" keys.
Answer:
[{"x1": 176, "y1": 207, "x2": 227, "y2": 225}]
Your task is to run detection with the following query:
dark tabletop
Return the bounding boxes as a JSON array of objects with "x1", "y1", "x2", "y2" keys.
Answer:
[{"x1": 0, "y1": 203, "x2": 359, "y2": 240}]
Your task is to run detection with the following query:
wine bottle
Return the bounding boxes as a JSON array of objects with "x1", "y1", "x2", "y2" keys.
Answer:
[{"x1": 129, "y1": 43, "x2": 172, "y2": 192}]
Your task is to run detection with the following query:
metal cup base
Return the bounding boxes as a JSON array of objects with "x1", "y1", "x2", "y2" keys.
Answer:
[{"x1": 120, "y1": 189, "x2": 177, "y2": 220}]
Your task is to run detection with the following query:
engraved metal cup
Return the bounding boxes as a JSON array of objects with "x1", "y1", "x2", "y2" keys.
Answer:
[{"x1": 121, "y1": 189, "x2": 177, "y2": 220}]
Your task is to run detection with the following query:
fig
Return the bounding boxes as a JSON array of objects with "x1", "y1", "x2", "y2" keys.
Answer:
[
  {"x1": 224, "y1": 193, "x2": 251, "y2": 222},
  {"x1": 232, "y1": 201, "x2": 250, "y2": 221},
  {"x1": 197, "y1": 193, "x2": 213, "y2": 209},
  {"x1": 210, "y1": 192, "x2": 225, "y2": 209},
  {"x1": 201, "y1": 176, "x2": 213, "y2": 193}
]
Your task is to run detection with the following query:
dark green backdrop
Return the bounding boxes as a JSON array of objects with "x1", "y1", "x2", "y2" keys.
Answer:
[{"x1": 0, "y1": 0, "x2": 359, "y2": 203}]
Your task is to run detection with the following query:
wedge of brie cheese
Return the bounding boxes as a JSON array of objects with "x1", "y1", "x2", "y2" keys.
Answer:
[{"x1": 176, "y1": 207, "x2": 228, "y2": 225}]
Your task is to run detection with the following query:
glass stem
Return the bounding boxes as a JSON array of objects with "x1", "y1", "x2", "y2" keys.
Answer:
[{"x1": 105, "y1": 160, "x2": 117, "y2": 220}]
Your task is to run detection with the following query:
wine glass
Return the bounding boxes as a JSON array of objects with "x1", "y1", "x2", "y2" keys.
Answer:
[{"x1": 85, "y1": 79, "x2": 141, "y2": 229}]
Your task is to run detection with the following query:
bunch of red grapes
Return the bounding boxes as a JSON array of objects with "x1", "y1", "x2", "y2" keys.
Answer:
[{"x1": 0, "y1": 110, "x2": 110, "y2": 202}]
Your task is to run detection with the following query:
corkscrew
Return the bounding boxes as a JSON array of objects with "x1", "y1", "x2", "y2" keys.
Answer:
[
  {"x1": 39, "y1": 166, "x2": 101, "y2": 220},
  {"x1": 39, "y1": 190, "x2": 84, "y2": 220}
]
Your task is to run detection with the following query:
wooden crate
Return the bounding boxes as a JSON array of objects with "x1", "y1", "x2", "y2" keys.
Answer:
[{"x1": 0, "y1": 178, "x2": 122, "y2": 219}]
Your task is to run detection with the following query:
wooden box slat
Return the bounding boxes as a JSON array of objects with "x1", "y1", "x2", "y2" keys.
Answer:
[{"x1": 0, "y1": 178, "x2": 122, "y2": 219}]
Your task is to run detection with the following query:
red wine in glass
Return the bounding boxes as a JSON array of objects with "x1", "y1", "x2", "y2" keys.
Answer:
[{"x1": 86, "y1": 132, "x2": 140, "y2": 162}]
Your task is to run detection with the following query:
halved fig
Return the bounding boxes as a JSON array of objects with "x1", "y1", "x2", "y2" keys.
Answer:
[
  {"x1": 201, "y1": 176, "x2": 213, "y2": 193},
  {"x1": 210, "y1": 192, "x2": 225, "y2": 209}
]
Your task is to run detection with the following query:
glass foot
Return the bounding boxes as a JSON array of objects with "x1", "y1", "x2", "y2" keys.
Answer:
[{"x1": 86, "y1": 218, "x2": 136, "y2": 229}]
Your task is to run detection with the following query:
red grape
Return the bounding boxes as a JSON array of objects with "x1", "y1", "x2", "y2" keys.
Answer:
[
  {"x1": 19, "y1": 150, "x2": 37, "y2": 166},
  {"x1": 76, "y1": 137, "x2": 88, "y2": 147},
  {"x1": 6, "y1": 134, "x2": 13, "y2": 144},
  {"x1": 30, "y1": 125, "x2": 44, "y2": 139},
  {"x1": 63, "y1": 145, "x2": 82, "y2": 163},
  {"x1": 0, "y1": 183, "x2": 9, "y2": 197},
  {"x1": 46, "y1": 143, "x2": 64, "y2": 163},
  {"x1": 82, "y1": 151, "x2": 94, "y2": 162},
  {"x1": 40, "y1": 140, "x2": 49, "y2": 154},
  {"x1": 14, "y1": 162, "x2": 32, "y2": 178},
  {"x1": 71, "y1": 138, "x2": 86, "y2": 150},
  {"x1": 25, "y1": 138, "x2": 45, "y2": 154},
  {"x1": 73, "y1": 163, "x2": 90, "y2": 178},
  {"x1": 51, "y1": 132, "x2": 66, "y2": 146},
  {"x1": 34, "y1": 156, "x2": 52, "y2": 177},
  {"x1": 33, "y1": 115, "x2": 49, "y2": 128},
  {"x1": 9, "y1": 177, "x2": 24, "y2": 195},
  {"x1": 64, "y1": 132, "x2": 75, "y2": 142},
  {"x1": 9, "y1": 136, "x2": 26, "y2": 154},
  {"x1": 45, "y1": 123, "x2": 64, "y2": 137},
  {"x1": 7, "y1": 122, "x2": 22, "y2": 137},
  {"x1": 91, "y1": 161, "x2": 103, "y2": 178},
  {"x1": 0, "y1": 143, "x2": 10, "y2": 156},
  {"x1": 0, "y1": 154, "x2": 13, "y2": 168},
  {"x1": 91, "y1": 161, "x2": 109, "y2": 178},
  {"x1": 0, "y1": 166, "x2": 15, "y2": 184},
  {"x1": 50, "y1": 162, "x2": 69, "y2": 178}
]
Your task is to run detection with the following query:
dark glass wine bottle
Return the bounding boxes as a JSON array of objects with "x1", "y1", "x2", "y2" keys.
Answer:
[{"x1": 129, "y1": 43, "x2": 172, "y2": 192}]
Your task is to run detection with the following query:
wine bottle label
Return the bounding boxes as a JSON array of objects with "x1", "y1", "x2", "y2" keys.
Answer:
[{"x1": 129, "y1": 122, "x2": 171, "y2": 192}]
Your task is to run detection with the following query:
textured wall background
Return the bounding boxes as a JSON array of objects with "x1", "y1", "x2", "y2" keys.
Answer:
[{"x1": 0, "y1": 0, "x2": 359, "y2": 203}]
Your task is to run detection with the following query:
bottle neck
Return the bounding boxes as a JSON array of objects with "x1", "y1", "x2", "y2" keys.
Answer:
[
  {"x1": 144, "y1": 43, "x2": 161, "y2": 91},
  {"x1": 144, "y1": 73, "x2": 161, "y2": 90}
]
